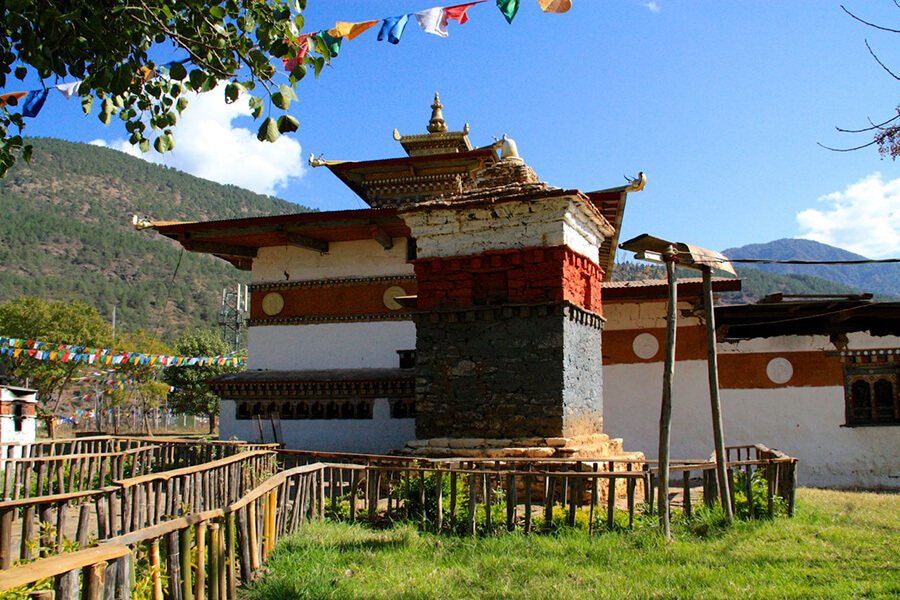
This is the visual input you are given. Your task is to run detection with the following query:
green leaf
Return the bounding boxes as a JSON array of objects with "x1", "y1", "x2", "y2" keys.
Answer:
[
  {"x1": 248, "y1": 96, "x2": 264, "y2": 119},
  {"x1": 224, "y1": 82, "x2": 244, "y2": 104},
  {"x1": 290, "y1": 64, "x2": 307, "y2": 83},
  {"x1": 313, "y1": 56, "x2": 325, "y2": 78},
  {"x1": 139, "y1": 139, "x2": 150, "y2": 153},
  {"x1": 208, "y1": 5, "x2": 226, "y2": 20},
  {"x1": 22, "y1": 144, "x2": 33, "y2": 163},
  {"x1": 257, "y1": 117, "x2": 279, "y2": 143},
  {"x1": 101, "y1": 97, "x2": 113, "y2": 114},
  {"x1": 176, "y1": 97, "x2": 189, "y2": 114},
  {"x1": 189, "y1": 69, "x2": 207, "y2": 91},
  {"x1": 271, "y1": 91, "x2": 288, "y2": 110},
  {"x1": 98, "y1": 110, "x2": 111, "y2": 125},
  {"x1": 277, "y1": 115, "x2": 299, "y2": 134},
  {"x1": 169, "y1": 62, "x2": 187, "y2": 81},
  {"x1": 278, "y1": 84, "x2": 297, "y2": 102},
  {"x1": 81, "y1": 96, "x2": 93, "y2": 115},
  {"x1": 154, "y1": 133, "x2": 175, "y2": 154},
  {"x1": 14, "y1": 66, "x2": 26, "y2": 80}
]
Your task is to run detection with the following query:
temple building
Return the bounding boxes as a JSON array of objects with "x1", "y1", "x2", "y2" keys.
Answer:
[{"x1": 138, "y1": 95, "x2": 644, "y2": 458}]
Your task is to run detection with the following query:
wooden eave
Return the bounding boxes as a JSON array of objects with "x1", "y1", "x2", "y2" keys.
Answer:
[
  {"x1": 586, "y1": 190, "x2": 630, "y2": 277},
  {"x1": 325, "y1": 147, "x2": 498, "y2": 203},
  {"x1": 602, "y1": 277, "x2": 742, "y2": 301},
  {"x1": 151, "y1": 208, "x2": 409, "y2": 270},
  {"x1": 716, "y1": 300, "x2": 900, "y2": 340}
]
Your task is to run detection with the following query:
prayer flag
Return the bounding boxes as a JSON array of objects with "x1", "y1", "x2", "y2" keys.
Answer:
[
  {"x1": 415, "y1": 7, "x2": 449, "y2": 37},
  {"x1": 444, "y1": 2, "x2": 483, "y2": 24},
  {"x1": 0, "y1": 91, "x2": 27, "y2": 107},
  {"x1": 54, "y1": 81, "x2": 81, "y2": 99},
  {"x1": 319, "y1": 31, "x2": 343, "y2": 57},
  {"x1": 538, "y1": 0, "x2": 571, "y2": 12},
  {"x1": 377, "y1": 15, "x2": 411, "y2": 44},
  {"x1": 22, "y1": 89, "x2": 49, "y2": 118},
  {"x1": 496, "y1": 0, "x2": 519, "y2": 23},
  {"x1": 329, "y1": 20, "x2": 379, "y2": 41}
]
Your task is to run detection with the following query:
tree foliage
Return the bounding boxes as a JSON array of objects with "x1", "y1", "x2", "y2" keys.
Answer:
[
  {"x1": 163, "y1": 329, "x2": 242, "y2": 432},
  {"x1": 0, "y1": 296, "x2": 112, "y2": 409},
  {"x1": 1, "y1": 0, "x2": 329, "y2": 177}
]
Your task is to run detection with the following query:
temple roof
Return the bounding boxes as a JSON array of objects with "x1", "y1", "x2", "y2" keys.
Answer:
[{"x1": 138, "y1": 208, "x2": 409, "y2": 270}]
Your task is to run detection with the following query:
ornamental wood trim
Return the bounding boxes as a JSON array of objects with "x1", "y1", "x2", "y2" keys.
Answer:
[{"x1": 213, "y1": 378, "x2": 415, "y2": 399}]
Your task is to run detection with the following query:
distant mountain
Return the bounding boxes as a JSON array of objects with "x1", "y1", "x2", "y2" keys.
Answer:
[
  {"x1": 722, "y1": 238, "x2": 900, "y2": 298},
  {"x1": 0, "y1": 138, "x2": 310, "y2": 340},
  {"x1": 610, "y1": 259, "x2": 877, "y2": 305}
]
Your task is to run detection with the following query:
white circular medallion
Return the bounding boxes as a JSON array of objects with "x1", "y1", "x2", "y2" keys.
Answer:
[
  {"x1": 632, "y1": 333, "x2": 660, "y2": 360},
  {"x1": 766, "y1": 357, "x2": 793, "y2": 384},
  {"x1": 261, "y1": 292, "x2": 285, "y2": 316},
  {"x1": 383, "y1": 286, "x2": 407, "y2": 310}
]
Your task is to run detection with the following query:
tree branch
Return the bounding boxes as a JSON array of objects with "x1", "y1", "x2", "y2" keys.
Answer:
[
  {"x1": 817, "y1": 139, "x2": 879, "y2": 152},
  {"x1": 865, "y1": 39, "x2": 900, "y2": 81},
  {"x1": 836, "y1": 112, "x2": 900, "y2": 133},
  {"x1": 842, "y1": 5, "x2": 900, "y2": 34}
]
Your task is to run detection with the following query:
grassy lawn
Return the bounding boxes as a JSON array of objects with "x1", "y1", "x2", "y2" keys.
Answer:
[{"x1": 242, "y1": 489, "x2": 900, "y2": 599}]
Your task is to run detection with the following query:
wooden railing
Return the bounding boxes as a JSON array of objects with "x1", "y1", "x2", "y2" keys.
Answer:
[
  {"x1": 1, "y1": 446, "x2": 159, "y2": 501},
  {"x1": 0, "y1": 444, "x2": 799, "y2": 599},
  {"x1": 0, "y1": 451, "x2": 277, "y2": 571}
]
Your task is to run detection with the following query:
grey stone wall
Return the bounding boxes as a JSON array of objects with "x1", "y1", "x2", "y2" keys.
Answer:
[{"x1": 414, "y1": 303, "x2": 604, "y2": 439}]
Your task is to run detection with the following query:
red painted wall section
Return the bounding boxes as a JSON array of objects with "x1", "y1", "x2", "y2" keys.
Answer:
[{"x1": 414, "y1": 246, "x2": 604, "y2": 313}]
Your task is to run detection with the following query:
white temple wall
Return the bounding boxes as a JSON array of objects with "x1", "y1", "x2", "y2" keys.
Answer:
[
  {"x1": 247, "y1": 321, "x2": 416, "y2": 371},
  {"x1": 252, "y1": 238, "x2": 413, "y2": 284},
  {"x1": 402, "y1": 196, "x2": 605, "y2": 262},
  {"x1": 219, "y1": 398, "x2": 415, "y2": 454}
]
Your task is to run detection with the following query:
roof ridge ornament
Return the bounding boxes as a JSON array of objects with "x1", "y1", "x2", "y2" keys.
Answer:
[{"x1": 427, "y1": 92, "x2": 447, "y2": 134}]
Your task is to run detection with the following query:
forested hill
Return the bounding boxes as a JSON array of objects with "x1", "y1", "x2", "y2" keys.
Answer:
[
  {"x1": 611, "y1": 260, "x2": 878, "y2": 304},
  {"x1": 722, "y1": 238, "x2": 900, "y2": 298},
  {"x1": 0, "y1": 138, "x2": 309, "y2": 340}
]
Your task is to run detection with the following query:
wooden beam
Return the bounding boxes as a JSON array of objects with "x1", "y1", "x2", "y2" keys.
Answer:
[
  {"x1": 371, "y1": 226, "x2": 393, "y2": 250},
  {"x1": 183, "y1": 241, "x2": 257, "y2": 258},
  {"x1": 285, "y1": 233, "x2": 329, "y2": 254}
]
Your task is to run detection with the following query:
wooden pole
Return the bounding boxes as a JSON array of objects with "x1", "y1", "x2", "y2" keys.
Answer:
[
  {"x1": 702, "y1": 266, "x2": 734, "y2": 524},
  {"x1": 658, "y1": 245, "x2": 678, "y2": 541}
]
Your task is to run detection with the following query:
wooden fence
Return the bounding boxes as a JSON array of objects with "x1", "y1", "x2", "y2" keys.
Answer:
[
  {"x1": 0, "y1": 451, "x2": 277, "y2": 571},
  {"x1": 0, "y1": 443, "x2": 798, "y2": 599}
]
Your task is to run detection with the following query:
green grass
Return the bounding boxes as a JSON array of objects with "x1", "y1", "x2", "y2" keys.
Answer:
[{"x1": 241, "y1": 489, "x2": 900, "y2": 600}]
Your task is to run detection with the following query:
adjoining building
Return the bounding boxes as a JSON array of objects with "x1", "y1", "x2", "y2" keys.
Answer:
[{"x1": 602, "y1": 283, "x2": 900, "y2": 489}]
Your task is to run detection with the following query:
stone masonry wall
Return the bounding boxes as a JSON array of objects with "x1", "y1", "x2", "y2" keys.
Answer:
[{"x1": 415, "y1": 303, "x2": 604, "y2": 439}]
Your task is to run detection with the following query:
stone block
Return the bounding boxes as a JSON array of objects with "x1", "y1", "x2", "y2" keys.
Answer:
[
  {"x1": 545, "y1": 437, "x2": 568, "y2": 447},
  {"x1": 428, "y1": 438, "x2": 450, "y2": 447},
  {"x1": 448, "y1": 438, "x2": 485, "y2": 449},
  {"x1": 522, "y1": 447, "x2": 555, "y2": 458},
  {"x1": 406, "y1": 439, "x2": 428, "y2": 449}
]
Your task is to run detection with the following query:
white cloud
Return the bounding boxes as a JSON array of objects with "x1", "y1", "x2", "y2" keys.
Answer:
[
  {"x1": 797, "y1": 172, "x2": 900, "y2": 258},
  {"x1": 91, "y1": 86, "x2": 303, "y2": 196},
  {"x1": 644, "y1": 1, "x2": 661, "y2": 13}
]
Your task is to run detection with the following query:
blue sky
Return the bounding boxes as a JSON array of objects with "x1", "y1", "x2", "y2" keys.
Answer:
[{"x1": 12, "y1": 1, "x2": 900, "y2": 258}]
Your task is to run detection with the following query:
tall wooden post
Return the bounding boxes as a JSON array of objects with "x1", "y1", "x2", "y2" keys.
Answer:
[
  {"x1": 658, "y1": 245, "x2": 678, "y2": 541},
  {"x1": 702, "y1": 267, "x2": 733, "y2": 523}
]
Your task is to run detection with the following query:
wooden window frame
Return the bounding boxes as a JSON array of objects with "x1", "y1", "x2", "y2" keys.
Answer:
[{"x1": 843, "y1": 365, "x2": 900, "y2": 427}]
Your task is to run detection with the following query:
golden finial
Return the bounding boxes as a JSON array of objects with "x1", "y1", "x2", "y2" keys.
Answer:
[{"x1": 427, "y1": 92, "x2": 447, "y2": 134}]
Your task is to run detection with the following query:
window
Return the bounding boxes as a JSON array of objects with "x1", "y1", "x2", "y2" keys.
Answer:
[
  {"x1": 235, "y1": 399, "x2": 373, "y2": 420},
  {"x1": 13, "y1": 402, "x2": 23, "y2": 432},
  {"x1": 844, "y1": 366, "x2": 900, "y2": 426}
]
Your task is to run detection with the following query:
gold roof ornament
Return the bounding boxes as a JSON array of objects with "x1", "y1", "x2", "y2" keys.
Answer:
[
  {"x1": 394, "y1": 93, "x2": 473, "y2": 156},
  {"x1": 427, "y1": 92, "x2": 448, "y2": 134}
]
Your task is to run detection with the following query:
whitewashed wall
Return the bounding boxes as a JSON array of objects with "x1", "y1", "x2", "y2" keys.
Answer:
[
  {"x1": 246, "y1": 321, "x2": 416, "y2": 371},
  {"x1": 252, "y1": 238, "x2": 413, "y2": 284},
  {"x1": 219, "y1": 399, "x2": 415, "y2": 454},
  {"x1": 401, "y1": 196, "x2": 606, "y2": 262}
]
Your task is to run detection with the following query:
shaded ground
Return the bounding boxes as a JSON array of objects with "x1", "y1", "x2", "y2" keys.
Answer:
[{"x1": 241, "y1": 488, "x2": 900, "y2": 600}]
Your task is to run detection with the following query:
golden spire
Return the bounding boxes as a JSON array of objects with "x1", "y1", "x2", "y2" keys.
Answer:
[{"x1": 427, "y1": 92, "x2": 447, "y2": 134}]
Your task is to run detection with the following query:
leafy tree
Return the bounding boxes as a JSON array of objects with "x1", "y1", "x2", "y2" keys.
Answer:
[
  {"x1": 162, "y1": 329, "x2": 242, "y2": 434},
  {"x1": 112, "y1": 329, "x2": 172, "y2": 433},
  {"x1": 1, "y1": 0, "x2": 327, "y2": 176},
  {"x1": 0, "y1": 296, "x2": 112, "y2": 436}
]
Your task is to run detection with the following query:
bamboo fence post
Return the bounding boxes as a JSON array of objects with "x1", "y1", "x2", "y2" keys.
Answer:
[
  {"x1": 419, "y1": 470, "x2": 427, "y2": 527},
  {"x1": 767, "y1": 464, "x2": 776, "y2": 519},
  {"x1": 744, "y1": 465, "x2": 754, "y2": 519},
  {"x1": 484, "y1": 473, "x2": 493, "y2": 533},
  {"x1": 606, "y1": 475, "x2": 617, "y2": 530},
  {"x1": 543, "y1": 476, "x2": 555, "y2": 532},
  {"x1": 435, "y1": 470, "x2": 444, "y2": 531},
  {"x1": 180, "y1": 526, "x2": 194, "y2": 600},
  {"x1": 450, "y1": 471, "x2": 458, "y2": 528},
  {"x1": 0, "y1": 507, "x2": 12, "y2": 569},
  {"x1": 226, "y1": 513, "x2": 238, "y2": 599},
  {"x1": 150, "y1": 539, "x2": 164, "y2": 600},
  {"x1": 505, "y1": 473, "x2": 516, "y2": 532},
  {"x1": 683, "y1": 471, "x2": 693, "y2": 519},
  {"x1": 524, "y1": 473, "x2": 533, "y2": 535},
  {"x1": 195, "y1": 521, "x2": 207, "y2": 600},
  {"x1": 82, "y1": 560, "x2": 108, "y2": 600},
  {"x1": 787, "y1": 461, "x2": 797, "y2": 518},
  {"x1": 21, "y1": 505, "x2": 35, "y2": 561},
  {"x1": 467, "y1": 473, "x2": 477, "y2": 536}
]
